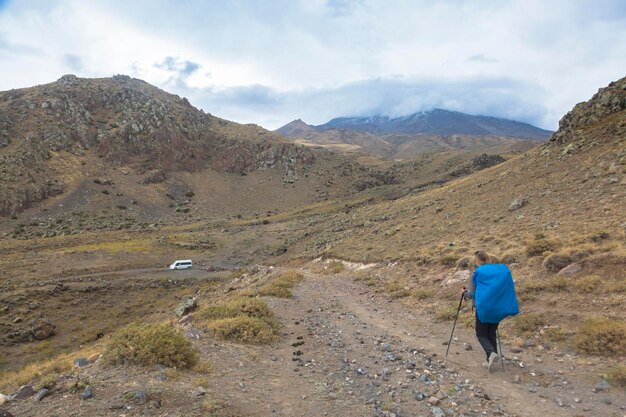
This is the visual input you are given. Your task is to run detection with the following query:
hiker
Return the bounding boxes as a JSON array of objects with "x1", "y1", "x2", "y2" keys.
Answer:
[{"x1": 464, "y1": 250, "x2": 519, "y2": 371}]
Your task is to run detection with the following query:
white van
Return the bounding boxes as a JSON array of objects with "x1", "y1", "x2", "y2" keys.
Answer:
[{"x1": 169, "y1": 259, "x2": 193, "y2": 270}]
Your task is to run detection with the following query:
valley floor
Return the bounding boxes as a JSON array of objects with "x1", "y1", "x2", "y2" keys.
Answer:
[{"x1": 5, "y1": 267, "x2": 624, "y2": 417}]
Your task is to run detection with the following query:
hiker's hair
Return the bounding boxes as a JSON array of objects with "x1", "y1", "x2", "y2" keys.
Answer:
[{"x1": 474, "y1": 250, "x2": 489, "y2": 264}]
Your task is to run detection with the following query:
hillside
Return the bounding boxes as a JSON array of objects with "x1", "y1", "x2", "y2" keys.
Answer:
[{"x1": 0, "y1": 75, "x2": 394, "y2": 220}]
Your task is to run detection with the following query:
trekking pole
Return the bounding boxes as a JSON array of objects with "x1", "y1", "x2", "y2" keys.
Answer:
[
  {"x1": 496, "y1": 329, "x2": 504, "y2": 369},
  {"x1": 445, "y1": 289, "x2": 467, "y2": 358}
]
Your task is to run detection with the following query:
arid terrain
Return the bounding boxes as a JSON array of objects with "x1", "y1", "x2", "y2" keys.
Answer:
[{"x1": 0, "y1": 75, "x2": 624, "y2": 417}]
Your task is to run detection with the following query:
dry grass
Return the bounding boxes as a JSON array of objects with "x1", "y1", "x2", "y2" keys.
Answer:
[
  {"x1": 102, "y1": 323, "x2": 198, "y2": 368},
  {"x1": 385, "y1": 282, "x2": 411, "y2": 299},
  {"x1": 206, "y1": 316, "x2": 277, "y2": 344},
  {"x1": 0, "y1": 345, "x2": 100, "y2": 391},
  {"x1": 434, "y1": 304, "x2": 457, "y2": 321},
  {"x1": 324, "y1": 261, "x2": 345, "y2": 275},
  {"x1": 574, "y1": 318, "x2": 626, "y2": 356},
  {"x1": 525, "y1": 238, "x2": 558, "y2": 257},
  {"x1": 257, "y1": 271, "x2": 304, "y2": 298},
  {"x1": 199, "y1": 297, "x2": 279, "y2": 344},
  {"x1": 412, "y1": 288, "x2": 434, "y2": 300},
  {"x1": 604, "y1": 365, "x2": 626, "y2": 388},
  {"x1": 512, "y1": 312, "x2": 547, "y2": 336},
  {"x1": 573, "y1": 275, "x2": 601, "y2": 292}
]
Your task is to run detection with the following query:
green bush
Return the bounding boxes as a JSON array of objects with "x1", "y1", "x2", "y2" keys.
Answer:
[{"x1": 103, "y1": 323, "x2": 198, "y2": 368}]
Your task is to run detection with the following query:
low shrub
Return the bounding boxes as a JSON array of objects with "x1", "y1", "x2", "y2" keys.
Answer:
[
  {"x1": 542, "y1": 253, "x2": 573, "y2": 272},
  {"x1": 102, "y1": 323, "x2": 198, "y2": 368},
  {"x1": 513, "y1": 313, "x2": 546, "y2": 336},
  {"x1": 412, "y1": 288, "x2": 434, "y2": 300},
  {"x1": 207, "y1": 316, "x2": 277, "y2": 344},
  {"x1": 501, "y1": 250, "x2": 523, "y2": 265},
  {"x1": 434, "y1": 304, "x2": 457, "y2": 321},
  {"x1": 200, "y1": 297, "x2": 274, "y2": 322},
  {"x1": 573, "y1": 275, "x2": 601, "y2": 292},
  {"x1": 325, "y1": 261, "x2": 345, "y2": 274},
  {"x1": 519, "y1": 276, "x2": 567, "y2": 294},
  {"x1": 456, "y1": 256, "x2": 472, "y2": 269},
  {"x1": 605, "y1": 365, "x2": 626, "y2": 388},
  {"x1": 257, "y1": 272, "x2": 304, "y2": 298},
  {"x1": 384, "y1": 282, "x2": 411, "y2": 299},
  {"x1": 574, "y1": 318, "x2": 626, "y2": 356},
  {"x1": 438, "y1": 254, "x2": 458, "y2": 267},
  {"x1": 526, "y1": 239, "x2": 557, "y2": 257}
]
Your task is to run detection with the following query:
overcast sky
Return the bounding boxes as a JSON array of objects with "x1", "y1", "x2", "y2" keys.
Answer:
[{"x1": 1, "y1": 0, "x2": 625, "y2": 130}]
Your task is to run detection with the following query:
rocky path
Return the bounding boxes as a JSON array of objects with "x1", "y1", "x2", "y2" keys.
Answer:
[
  {"x1": 5, "y1": 268, "x2": 624, "y2": 417},
  {"x1": 203, "y1": 269, "x2": 624, "y2": 417}
]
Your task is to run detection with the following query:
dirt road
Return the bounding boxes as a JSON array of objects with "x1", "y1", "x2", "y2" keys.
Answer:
[{"x1": 199, "y1": 270, "x2": 623, "y2": 417}]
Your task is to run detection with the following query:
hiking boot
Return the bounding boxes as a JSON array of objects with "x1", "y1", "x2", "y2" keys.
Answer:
[{"x1": 487, "y1": 352, "x2": 499, "y2": 371}]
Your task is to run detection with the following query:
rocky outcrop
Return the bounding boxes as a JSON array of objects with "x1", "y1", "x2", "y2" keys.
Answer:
[
  {"x1": 0, "y1": 75, "x2": 318, "y2": 215},
  {"x1": 550, "y1": 76, "x2": 626, "y2": 145}
]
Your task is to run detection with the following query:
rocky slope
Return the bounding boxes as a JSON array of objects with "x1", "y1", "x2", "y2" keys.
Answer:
[
  {"x1": 280, "y1": 76, "x2": 626, "y2": 263},
  {"x1": 0, "y1": 75, "x2": 376, "y2": 217}
]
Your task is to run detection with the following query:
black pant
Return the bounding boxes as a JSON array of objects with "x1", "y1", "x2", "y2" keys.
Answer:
[{"x1": 475, "y1": 313, "x2": 499, "y2": 359}]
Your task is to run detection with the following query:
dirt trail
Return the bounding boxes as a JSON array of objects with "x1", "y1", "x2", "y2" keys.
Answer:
[
  {"x1": 6, "y1": 268, "x2": 624, "y2": 417},
  {"x1": 202, "y1": 269, "x2": 623, "y2": 417}
]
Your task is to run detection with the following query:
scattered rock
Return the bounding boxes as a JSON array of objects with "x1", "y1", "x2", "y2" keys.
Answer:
[
  {"x1": 594, "y1": 379, "x2": 612, "y2": 392},
  {"x1": 74, "y1": 357, "x2": 89, "y2": 367},
  {"x1": 557, "y1": 262, "x2": 582, "y2": 276},
  {"x1": 33, "y1": 388, "x2": 50, "y2": 401},
  {"x1": 427, "y1": 396, "x2": 440, "y2": 406},
  {"x1": 132, "y1": 390, "x2": 148, "y2": 404},
  {"x1": 32, "y1": 319, "x2": 56, "y2": 340},
  {"x1": 87, "y1": 353, "x2": 101, "y2": 363},
  {"x1": 80, "y1": 386, "x2": 93, "y2": 400},
  {"x1": 11, "y1": 384, "x2": 35, "y2": 399},
  {"x1": 192, "y1": 386, "x2": 206, "y2": 397},
  {"x1": 431, "y1": 406, "x2": 445, "y2": 417},
  {"x1": 463, "y1": 343, "x2": 473, "y2": 351},
  {"x1": 0, "y1": 394, "x2": 8, "y2": 406},
  {"x1": 0, "y1": 411, "x2": 15, "y2": 417},
  {"x1": 415, "y1": 391, "x2": 426, "y2": 401},
  {"x1": 508, "y1": 197, "x2": 528, "y2": 211}
]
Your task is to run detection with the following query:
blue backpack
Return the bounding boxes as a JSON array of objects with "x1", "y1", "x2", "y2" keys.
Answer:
[{"x1": 472, "y1": 264, "x2": 519, "y2": 323}]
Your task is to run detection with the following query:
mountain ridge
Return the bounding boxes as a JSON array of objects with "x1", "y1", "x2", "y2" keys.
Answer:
[{"x1": 278, "y1": 108, "x2": 552, "y2": 140}]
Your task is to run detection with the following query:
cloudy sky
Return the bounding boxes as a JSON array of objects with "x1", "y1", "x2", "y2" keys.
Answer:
[{"x1": 0, "y1": 0, "x2": 625, "y2": 130}]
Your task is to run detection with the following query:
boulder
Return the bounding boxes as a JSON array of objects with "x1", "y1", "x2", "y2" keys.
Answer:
[
  {"x1": 32, "y1": 319, "x2": 56, "y2": 340},
  {"x1": 175, "y1": 296, "x2": 197, "y2": 317},
  {"x1": 557, "y1": 262, "x2": 582, "y2": 276},
  {"x1": 80, "y1": 386, "x2": 93, "y2": 400},
  {"x1": 74, "y1": 357, "x2": 89, "y2": 367},
  {"x1": 0, "y1": 394, "x2": 9, "y2": 405},
  {"x1": 11, "y1": 385, "x2": 35, "y2": 399},
  {"x1": 508, "y1": 197, "x2": 528, "y2": 211},
  {"x1": 34, "y1": 388, "x2": 50, "y2": 401}
]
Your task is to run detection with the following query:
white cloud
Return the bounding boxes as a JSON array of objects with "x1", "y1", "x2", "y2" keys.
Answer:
[{"x1": 0, "y1": 0, "x2": 624, "y2": 130}]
